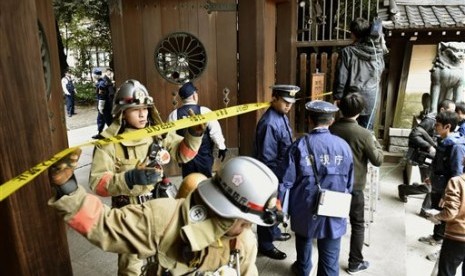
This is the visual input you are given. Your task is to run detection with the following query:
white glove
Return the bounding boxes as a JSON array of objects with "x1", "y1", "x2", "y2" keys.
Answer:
[
  {"x1": 428, "y1": 146, "x2": 436, "y2": 156},
  {"x1": 97, "y1": 100, "x2": 105, "y2": 114}
]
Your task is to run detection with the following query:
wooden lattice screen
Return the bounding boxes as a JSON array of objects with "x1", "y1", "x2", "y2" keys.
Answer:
[{"x1": 295, "y1": 51, "x2": 339, "y2": 133}]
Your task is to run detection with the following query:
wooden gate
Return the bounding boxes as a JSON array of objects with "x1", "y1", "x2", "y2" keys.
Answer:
[
  {"x1": 295, "y1": 51, "x2": 339, "y2": 134},
  {"x1": 109, "y1": 0, "x2": 238, "y2": 175}
]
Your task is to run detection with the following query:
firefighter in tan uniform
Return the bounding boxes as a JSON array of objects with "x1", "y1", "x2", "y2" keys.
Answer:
[
  {"x1": 49, "y1": 152, "x2": 284, "y2": 275},
  {"x1": 88, "y1": 79, "x2": 204, "y2": 275}
]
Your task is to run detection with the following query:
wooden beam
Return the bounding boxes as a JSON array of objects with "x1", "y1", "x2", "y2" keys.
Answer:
[
  {"x1": 237, "y1": 0, "x2": 277, "y2": 156},
  {"x1": 0, "y1": 0, "x2": 72, "y2": 274}
]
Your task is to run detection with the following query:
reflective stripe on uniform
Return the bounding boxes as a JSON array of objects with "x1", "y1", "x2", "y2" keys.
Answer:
[
  {"x1": 179, "y1": 140, "x2": 197, "y2": 160},
  {"x1": 95, "y1": 172, "x2": 113, "y2": 197},
  {"x1": 68, "y1": 194, "x2": 103, "y2": 235}
]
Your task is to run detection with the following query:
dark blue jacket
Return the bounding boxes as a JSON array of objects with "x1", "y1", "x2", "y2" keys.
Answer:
[
  {"x1": 176, "y1": 104, "x2": 213, "y2": 177},
  {"x1": 253, "y1": 107, "x2": 293, "y2": 173},
  {"x1": 431, "y1": 132, "x2": 465, "y2": 193},
  {"x1": 278, "y1": 129, "x2": 354, "y2": 239}
]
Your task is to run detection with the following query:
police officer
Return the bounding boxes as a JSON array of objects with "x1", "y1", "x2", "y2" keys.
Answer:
[
  {"x1": 167, "y1": 81, "x2": 228, "y2": 178},
  {"x1": 88, "y1": 79, "x2": 204, "y2": 275},
  {"x1": 253, "y1": 84, "x2": 300, "y2": 260},
  {"x1": 61, "y1": 69, "x2": 77, "y2": 117},
  {"x1": 278, "y1": 100, "x2": 354, "y2": 276},
  {"x1": 49, "y1": 152, "x2": 282, "y2": 276},
  {"x1": 92, "y1": 69, "x2": 113, "y2": 139}
]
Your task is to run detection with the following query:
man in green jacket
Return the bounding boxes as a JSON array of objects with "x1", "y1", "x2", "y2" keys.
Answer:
[{"x1": 330, "y1": 93, "x2": 384, "y2": 274}]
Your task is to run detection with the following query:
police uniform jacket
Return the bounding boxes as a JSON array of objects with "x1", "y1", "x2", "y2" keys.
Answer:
[
  {"x1": 89, "y1": 122, "x2": 202, "y2": 199},
  {"x1": 253, "y1": 107, "x2": 293, "y2": 172},
  {"x1": 278, "y1": 128, "x2": 354, "y2": 239},
  {"x1": 96, "y1": 77, "x2": 110, "y2": 101},
  {"x1": 431, "y1": 132, "x2": 465, "y2": 193},
  {"x1": 48, "y1": 187, "x2": 258, "y2": 275}
]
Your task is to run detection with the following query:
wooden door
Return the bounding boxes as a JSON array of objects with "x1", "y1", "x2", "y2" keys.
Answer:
[{"x1": 109, "y1": 0, "x2": 238, "y2": 175}]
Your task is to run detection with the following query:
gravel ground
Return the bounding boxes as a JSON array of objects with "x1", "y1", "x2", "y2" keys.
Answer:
[{"x1": 65, "y1": 105, "x2": 98, "y2": 130}]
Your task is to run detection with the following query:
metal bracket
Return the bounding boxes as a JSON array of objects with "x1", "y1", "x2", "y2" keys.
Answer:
[{"x1": 204, "y1": 0, "x2": 237, "y2": 14}]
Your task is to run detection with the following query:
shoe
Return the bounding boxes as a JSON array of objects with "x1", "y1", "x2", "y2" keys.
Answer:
[
  {"x1": 347, "y1": 261, "x2": 369, "y2": 275},
  {"x1": 418, "y1": 235, "x2": 442, "y2": 246},
  {"x1": 259, "y1": 247, "x2": 287, "y2": 260},
  {"x1": 426, "y1": 250, "x2": 440, "y2": 261},
  {"x1": 275, "y1": 233, "x2": 291, "y2": 241},
  {"x1": 68, "y1": 114, "x2": 72, "y2": 117},
  {"x1": 291, "y1": 262, "x2": 299, "y2": 275},
  {"x1": 419, "y1": 209, "x2": 429, "y2": 218},
  {"x1": 92, "y1": 134, "x2": 104, "y2": 139},
  {"x1": 397, "y1": 185, "x2": 407, "y2": 203}
]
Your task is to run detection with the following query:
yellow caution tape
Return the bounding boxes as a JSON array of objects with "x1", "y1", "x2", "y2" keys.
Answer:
[{"x1": 0, "y1": 102, "x2": 271, "y2": 201}]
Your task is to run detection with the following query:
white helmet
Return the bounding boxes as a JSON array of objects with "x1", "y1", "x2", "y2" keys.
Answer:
[
  {"x1": 112, "y1": 79, "x2": 154, "y2": 115},
  {"x1": 197, "y1": 156, "x2": 279, "y2": 226}
]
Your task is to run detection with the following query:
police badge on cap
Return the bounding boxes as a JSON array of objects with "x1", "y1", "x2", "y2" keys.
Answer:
[
  {"x1": 305, "y1": 100, "x2": 339, "y2": 113},
  {"x1": 271, "y1": 85, "x2": 300, "y2": 103}
]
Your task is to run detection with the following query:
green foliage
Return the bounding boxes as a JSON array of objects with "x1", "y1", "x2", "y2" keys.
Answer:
[
  {"x1": 75, "y1": 82, "x2": 96, "y2": 106},
  {"x1": 53, "y1": 0, "x2": 112, "y2": 81}
]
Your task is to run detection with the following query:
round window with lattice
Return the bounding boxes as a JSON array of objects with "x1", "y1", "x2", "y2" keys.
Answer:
[{"x1": 154, "y1": 32, "x2": 207, "y2": 84}]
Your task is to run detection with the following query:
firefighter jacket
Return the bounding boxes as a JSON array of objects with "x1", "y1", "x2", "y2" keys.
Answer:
[
  {"x1": 89, "y1": 122, "x2": 202, "y2": 199},
  {"x1": 48, "y1": 187, "x2": 259, "y2": 275}
]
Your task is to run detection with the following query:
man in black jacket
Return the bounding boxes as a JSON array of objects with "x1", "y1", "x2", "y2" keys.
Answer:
[
  {"x1": 398, "y1": 99, "x2": 456, "y2": 210},
  {"x1": 333, "y1": 18, "x2": 387, "y2": 130}
]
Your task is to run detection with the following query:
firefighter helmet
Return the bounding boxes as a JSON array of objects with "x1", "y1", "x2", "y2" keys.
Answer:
[
  {"x1": 197, "y1": 156, "x2": 279, "y2": 226},
  {"x1": 112, "y1": 79, "x2": 154, "y2": 116}
]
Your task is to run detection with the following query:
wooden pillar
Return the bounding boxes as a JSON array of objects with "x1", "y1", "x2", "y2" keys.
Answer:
[
  {"x1": 238, "y1": 0, "x2": 277, "y2": 155},
  {"x1": 276, "y1": 0, "x2": 298, "y2": 131},
  {"x1": 0, "y1": 0, "x2": 72, "y2": 274},
  {"x1": 383, "y1": 38, "x2": 408, "y2": 142}
]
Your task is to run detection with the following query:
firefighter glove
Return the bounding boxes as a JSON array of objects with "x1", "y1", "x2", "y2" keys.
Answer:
[
  {"x1": 124, "y1": 158, "x2": 161, "y2": 189},
  {"x1": 49, "y1": 148, "x2": 82, "y2": 186}
]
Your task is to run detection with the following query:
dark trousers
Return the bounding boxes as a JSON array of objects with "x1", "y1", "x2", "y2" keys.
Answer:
[
  {"x1": 398, "y1": 165, "x2": 432, "y2": 209},
  {"x1": 65, "y1": 93, "x2": 75, "y2": 115},
  {"x1": 181, "y1": 157, "x2": 213, "y2": 178},
  {"x1": 431, "y1": 191, "x2": 446, "y2": 240},
  {"x1": 438, "y1": 238, "x2": 465, "y2": 276},
  {"x1": 96, "y1": 101, "x2": 112, "y2": 133},
  {"x1": 257, "y1": 224, "x2": 282, "y2": 251},
  {"x1": 399, "y1": 183, "x2": 430, "y2": 194},
  {"x1": 349, "y1": 190, "x2": 365, "y2": 266},
  {"x1": 294, "y1": 234, "x2": 341, "y2": 276}
]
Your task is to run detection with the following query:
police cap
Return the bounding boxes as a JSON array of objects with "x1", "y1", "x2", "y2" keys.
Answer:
[
  {"x1": 179, "y1": 81, "x2": 197, "y2": 99},
  {"x1": 272, "y1": 85, "x2": 300, "y2": 103},
  {"x1": 93, "y1": 69, "x2": 102, "y2": 75},
  {"x1": 305, "y1": 100, "x2": 339, "y2": 113}
]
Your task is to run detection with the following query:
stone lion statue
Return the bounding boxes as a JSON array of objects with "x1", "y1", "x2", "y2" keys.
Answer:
[{"x1": 429, "y1": 41, "x2": 465, "y2": 112}]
